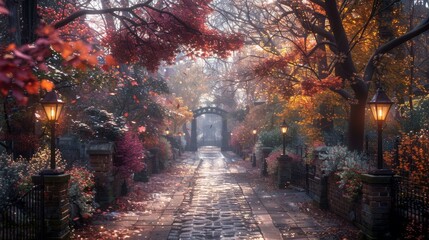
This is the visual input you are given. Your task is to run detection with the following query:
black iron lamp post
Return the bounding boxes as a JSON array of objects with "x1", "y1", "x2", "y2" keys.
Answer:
[
  {"x1": 165, "y1": 127, "x2": 170, "y2": 136},
  {"x1": 252, "y1": 129, "x2": 257, "y2": 167},
  {"x1": 281, "y1": 120, "x2": 288, "y2": 156},
  {"x1": 41, "y1": 91, "x2": 64, "y2": 171},
  {"x1": 368, "y1": 87, "x2": 393, "y2": 170}
]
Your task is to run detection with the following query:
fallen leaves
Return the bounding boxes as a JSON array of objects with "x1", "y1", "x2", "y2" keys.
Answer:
[{"x1": 71, "y1": 154, "x2": 197, "y2": 239}]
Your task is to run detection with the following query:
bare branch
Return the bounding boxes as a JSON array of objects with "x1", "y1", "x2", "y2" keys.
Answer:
[{"x1": 364, "y1": 16, "x2": 429, "y2": 84}]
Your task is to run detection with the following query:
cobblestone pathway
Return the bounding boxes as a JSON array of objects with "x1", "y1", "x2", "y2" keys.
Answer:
[
  {"x1": 168, "y1": 147, "x2": 267, "y2": 239},
  {"x1": 76, "y1": 146, "x2": 359, "y2": 240}
]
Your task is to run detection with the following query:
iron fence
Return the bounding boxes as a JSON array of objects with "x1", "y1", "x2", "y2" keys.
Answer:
[
  {"x1": 0, "y1": 184, "x2": 44, "y2": 240},
  {"x1": 392, "y1": 177, "x2": 429, "y2": 239},
  {"x1": 290, "y1": 145, "x2": 314, "y2": 192}
]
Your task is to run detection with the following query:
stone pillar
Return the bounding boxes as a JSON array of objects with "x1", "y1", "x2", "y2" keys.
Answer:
[
  {"x1": 87, "y1": 142, "x2": 115, "y2": 207},
  {"x1": 32, "y1": 174, "x2": 71, "y2": 240},
  {"x1": 261, "y1": 147, "x2": 272, "y2": 177},
  {"x1": 360, "y1": 173, "x2": 394, "y2": 239},
  {"x1": 277, "y1": 155, "x2": 292, "y2": 188}
]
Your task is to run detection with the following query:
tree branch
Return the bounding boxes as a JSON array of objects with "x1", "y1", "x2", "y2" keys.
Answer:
[
  {"x1": 53, "y1": 1, "x2": 201, "y2": 35},
  {"x1": 364, "y1": 16, "x2": 429, "y2": 84},
  {"x1": 54, "y1": 1, "x2": 153, "y2": 29}
]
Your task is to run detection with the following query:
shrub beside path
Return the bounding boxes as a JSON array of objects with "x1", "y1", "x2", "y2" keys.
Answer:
[{"x1": 72, "y1": 147, "x2": 359, "y2": 239}]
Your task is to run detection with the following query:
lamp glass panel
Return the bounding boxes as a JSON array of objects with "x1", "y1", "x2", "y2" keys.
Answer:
[
  {"x1": 370, "y1": 103, "x2": 392, "y2": 121},
  {"x1": 281, "y1": 126, "x2": 288, "y2": 134},
  {"x1": 43, "y1": 103, "x2": 63, "y2": 121}
]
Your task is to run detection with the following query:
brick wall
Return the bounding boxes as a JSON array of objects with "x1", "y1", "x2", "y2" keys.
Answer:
[
  {"x1": 89, "y1": 154, "x2": 115, "y2": 207},
  {"x1": 360, "y1": 174, "x2": 394, "y2": 239},
  {"x1": 32, "y1": 174, "x2": 71, "y2": 239},
  {"x1": 293, "y1": 157, "x2": 394, "y2": 239},
  {"x1": 327, "y1": 175, "x2": 362, "y2": 224}
]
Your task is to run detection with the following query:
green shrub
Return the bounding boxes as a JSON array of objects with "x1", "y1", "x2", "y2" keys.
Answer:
[
  {"x1": 259, "y1": 129, "x2": 282, "y2": 148},
  {"x1": 67, "y1": 166, "x2": 96, "y2": 220},
  {"x1": 0, "y1": 154, "x2": 27, "y2": 207}
]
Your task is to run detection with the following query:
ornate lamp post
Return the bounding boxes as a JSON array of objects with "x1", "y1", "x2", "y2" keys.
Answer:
[
  {"x1": 40, "y1": 91, "x2": 64, "y2": 171},
  {"x1": 281, "y1": 120, "x2": 288, "y2": 155},
  {"x1": 252, "y1": 129, "x2": 257, "y2": 167},
  {"x1": 368, "y1": 87, "x2": 393, "y2": 170}
]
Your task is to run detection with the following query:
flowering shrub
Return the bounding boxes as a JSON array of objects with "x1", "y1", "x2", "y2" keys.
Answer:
[
  {"x1": 0, "y1": 154, "x2": 27, "y2": 207},
  {"x1": 266, "y1": 148, "x2": 282, "y2": 177},
  {"x1": 231, "y1": 123, "x2": 259, "y2": 151},
  {"x1": 27, "y1": 147, "x2": 66, "y2": 175},
  {"x1": 320, "y1": 145, "x2": 369, "y2": 200},
  {"x1": 15, "y1": 147, "x2": 67, "y2": 192},
  {"x1": 67, "y1": 166, "x2": 96, "y2": 220},
  {"x1": 115, "y1": 131, "x2": 145, "y2": 178},
  {"x1": 144, "y1": 136, "x2": 173, "y2": 168}
]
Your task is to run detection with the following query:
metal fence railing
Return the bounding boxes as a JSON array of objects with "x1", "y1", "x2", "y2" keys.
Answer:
[
  {"x1": 0, "y1": 184, "x2": 44, "y2": 240},
  {"x1": 392, "y1": 177, "x2": 429, "y2": 239}
]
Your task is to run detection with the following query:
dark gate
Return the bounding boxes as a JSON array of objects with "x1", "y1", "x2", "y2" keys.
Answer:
[
  {"x1": 0, "y1": 183, "x2": 45, "y2": 240},
  {"x1": 188, "y1": 107, "x2": 229, "y2": 151}
]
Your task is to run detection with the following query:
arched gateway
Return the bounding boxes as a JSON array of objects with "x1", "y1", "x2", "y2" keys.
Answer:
[{"x1": 187, "y1": 107, "x2": 229, "y2": 151}]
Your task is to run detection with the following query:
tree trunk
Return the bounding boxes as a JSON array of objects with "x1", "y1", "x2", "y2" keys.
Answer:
[
  {"x1": 6, "y1": 0, "x2": 21, "y2": 44},
  {"x1": 3, "y1": 1, "x2": 39, "y2": 158},
  {"x1": 21, "y1": 0, "x2": 38, "y2": 44},
  {"x1": 348, "y1": 103, "x2": 366, "y2": 152},
  {"x1": 319, "y1": 103, "x2": 334, "y2": 135}
]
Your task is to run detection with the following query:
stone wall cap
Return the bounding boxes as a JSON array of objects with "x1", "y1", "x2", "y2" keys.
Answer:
[
  {"x1": 32, "y1": 173, "x2": 71, "y2": 184},
  {"x1": 87, "y1": 141, "x2": 115, "y2": 154},
  {"x1": 361, "y1": 173, "x2": 393, "y2": 184}
]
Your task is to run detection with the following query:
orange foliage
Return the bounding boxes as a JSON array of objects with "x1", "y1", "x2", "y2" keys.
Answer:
[
  {"x1": 0, "y1": 25, "x2": 100, "y2": 103},
  {"x1": 385, "y1": 129, "x2": 429, "y2": 193}
]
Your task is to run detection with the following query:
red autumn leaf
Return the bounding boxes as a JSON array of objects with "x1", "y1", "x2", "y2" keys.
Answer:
[
  {"x1": 5, "y1": 43, "x2": 16, "y2": 51},
  {"x1": 40, "y1": 79, "x2": 54, "y2": 91},
  {"x1": 25, "y1": 81, "x2": 40, "y2": 94},
  {"x1": 60, "y1": 42, "x2": 73, "y2": 59},
  {"x1": 101, "y1": 64, "x2": 110, "y2": 71},
  {"x1": 105, "y1": 55, "x2": 117, "y2": 66},
  {"x1": 85, "y1": 55, "x2": 98, "y2": 66}
]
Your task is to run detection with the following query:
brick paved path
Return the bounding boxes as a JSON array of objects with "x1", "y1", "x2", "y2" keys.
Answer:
[
  {"x1": 80, "y1": 146, "x2": 359, "y2": 240},
  {"x1": 168, "y1": 147, "x2": 267, "y2": 239}
]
